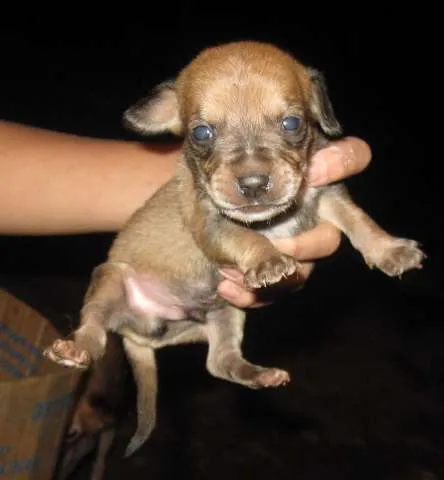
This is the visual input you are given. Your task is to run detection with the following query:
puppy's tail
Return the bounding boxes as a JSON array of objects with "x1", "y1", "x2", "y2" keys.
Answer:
[{"x1": 122, "y1": 338, "x2": 158, "y2": 457}]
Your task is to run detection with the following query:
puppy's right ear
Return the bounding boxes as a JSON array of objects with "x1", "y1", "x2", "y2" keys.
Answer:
[{"x1": 123, "y1": 80, "x2": 183, "y2": 136}]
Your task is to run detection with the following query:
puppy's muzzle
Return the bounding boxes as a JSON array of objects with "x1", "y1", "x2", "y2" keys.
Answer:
[{"x1": 237, "y1": 174, "x2": 270, "y2": 199}]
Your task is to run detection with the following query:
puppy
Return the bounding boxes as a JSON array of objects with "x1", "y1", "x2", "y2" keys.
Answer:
[{"x1": 44, "y1": 41, "x2": 425, "y2": 457}]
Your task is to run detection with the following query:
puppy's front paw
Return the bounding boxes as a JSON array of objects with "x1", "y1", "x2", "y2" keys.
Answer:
[
  {"x1": 244, "y1": 254, "x2": 299, "y2": 289},
  {"x1": 43, "y1": 339, "x2": 91, "y2": 370},
  {"x1": 368, "y1": 238, "x2": 425, "y2": 277}
]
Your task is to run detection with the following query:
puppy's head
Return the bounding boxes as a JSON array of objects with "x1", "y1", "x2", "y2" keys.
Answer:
[{"x1": 125, "y1": 41, "x2": 342, "y2": 223}]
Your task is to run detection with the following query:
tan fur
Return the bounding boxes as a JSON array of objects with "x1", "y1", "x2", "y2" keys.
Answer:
[{"x1": 44, "y1": 41, "x2": 425, "y2": 462}]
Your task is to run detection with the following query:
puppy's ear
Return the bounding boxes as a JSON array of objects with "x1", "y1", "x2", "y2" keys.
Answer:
[
  {"x1": 123, "y1": 80, "x2": 183, "y2": 136},
  {"x1": 307, "y1": 68, "x2": 343, "y2": 138}
]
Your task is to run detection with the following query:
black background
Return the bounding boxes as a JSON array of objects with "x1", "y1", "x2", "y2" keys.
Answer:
[{"x1": 1, "y1": 6, "x2": 443, "y2": 480}]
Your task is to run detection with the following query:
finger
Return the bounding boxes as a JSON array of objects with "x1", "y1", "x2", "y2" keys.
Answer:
[
  {"x1": 218, "y1": 262, "x2": 314, "y2": 309},
  {"x1": 307, "y1": 136, "x2": 372, "y2": 187},
  {"x1": 270, "y1": 222, "x2": 342, "y2": 261},
  {"x1": 217, "y1": 280, "x2": 262, "y2": 309}
]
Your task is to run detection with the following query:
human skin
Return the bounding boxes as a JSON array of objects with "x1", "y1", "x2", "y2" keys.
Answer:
[{"x1": 0, "y1": 119, "x2": 371, "y2": 307}]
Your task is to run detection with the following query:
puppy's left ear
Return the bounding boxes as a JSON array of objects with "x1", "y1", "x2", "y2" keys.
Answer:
[
  {"x1": 307, "y1": 68, "x2": 343, "y2": 138},
  {"x1": 123, "y1": 79, "x2": 183, "y2": 136}
]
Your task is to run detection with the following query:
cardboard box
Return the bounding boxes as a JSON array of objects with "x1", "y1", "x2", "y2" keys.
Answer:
[{"x1": 0, "y1": 288, "x2": 81, "y2": 480}]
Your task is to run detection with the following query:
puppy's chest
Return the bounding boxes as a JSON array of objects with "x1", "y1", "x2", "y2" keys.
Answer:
[
  {"x1": 255, "y1": 188, "x2": 320, "y2": 239},
  {"x1": 257, "y1": 213, "x2": 313, "y2": 239}
]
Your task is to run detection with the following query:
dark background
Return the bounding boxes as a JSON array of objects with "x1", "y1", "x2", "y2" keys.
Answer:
[{"x1": 1, "y1": 6, "x2": 443, "y2": 480}]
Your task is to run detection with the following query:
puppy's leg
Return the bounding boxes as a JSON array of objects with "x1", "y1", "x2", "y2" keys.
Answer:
[
  {"x1": 205, "y1": 305, "x2": 290, "y2": 389},
  {"x1": 318, "y1": 184, "x2": 425, "y2": 276},
  {"x1": 190, "y1": 203, "x2": 303, "y2": 289},
  {"x1": 44, "y1": 262, "x2": 127, "y2": 369},
  {"x1": 209, "y1": 224, "x2": 301, "y2": 289},
  {"x1": 122, "y1": 337, "x2": 157, "y2": 457}
]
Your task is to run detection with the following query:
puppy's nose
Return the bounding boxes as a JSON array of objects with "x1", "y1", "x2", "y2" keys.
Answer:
[{"x1": 237, "y1": 174, "x2": 270, "y2": 198}]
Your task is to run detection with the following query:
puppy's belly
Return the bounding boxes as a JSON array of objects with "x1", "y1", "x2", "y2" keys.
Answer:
[
  {"x1": 118, "y1": 319, "x2": 206, "y2": 349},
  {"x1": 106, "y1": 266, "x2": 223, "y2": 346},
  {"x1": 124, "y1": 269, "x2": 223, "y2": 314}
]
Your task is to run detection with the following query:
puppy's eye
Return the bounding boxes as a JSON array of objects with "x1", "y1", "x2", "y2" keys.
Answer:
[
  {"x1": 282, "y1": 116, "x2": 302, "y2": 131},
  {"x1": 192, "y1": 125, "x2": 214, "y2": 142}
]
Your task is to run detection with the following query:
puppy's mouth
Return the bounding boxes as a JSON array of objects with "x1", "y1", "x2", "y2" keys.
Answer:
[
  {"x1": 235, "y1": 204, "x2": 272, "y2": 213},
  {"x1": 209, "y1": 183, "x2": 300, "y2": 222},
  {"x1": 227, "y1": 201, "x2": 289, "y2": 213},
  {"x1": 220, "y1": 199, "x2": 293, "y2": 222}
]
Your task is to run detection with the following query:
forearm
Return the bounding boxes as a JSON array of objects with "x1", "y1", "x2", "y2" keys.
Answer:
[{"x1": 0, "y1": 120, "x2": 179, "y2": 235}]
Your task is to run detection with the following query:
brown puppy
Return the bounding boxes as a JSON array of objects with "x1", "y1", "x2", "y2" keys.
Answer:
[{"x1": 44, "y1": 41, "x2": 425, "y2": 456}]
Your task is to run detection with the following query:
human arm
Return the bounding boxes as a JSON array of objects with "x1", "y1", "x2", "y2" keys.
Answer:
[{"x1": 0, "y1": 120, "x2": 178, "y2": 235}]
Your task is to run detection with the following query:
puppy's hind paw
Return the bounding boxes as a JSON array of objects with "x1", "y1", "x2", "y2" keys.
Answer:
[
  {"x1": 43, "y1": 339, "x2": 91, "y2": 370},
  {"x1": 254, "y1": 368, "x2": 291, "y2": 388}
]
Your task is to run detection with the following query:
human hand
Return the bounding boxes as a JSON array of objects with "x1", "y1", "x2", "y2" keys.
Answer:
[{"x1": 217, "y1": 136, "x2": 372, "y2": 308}]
